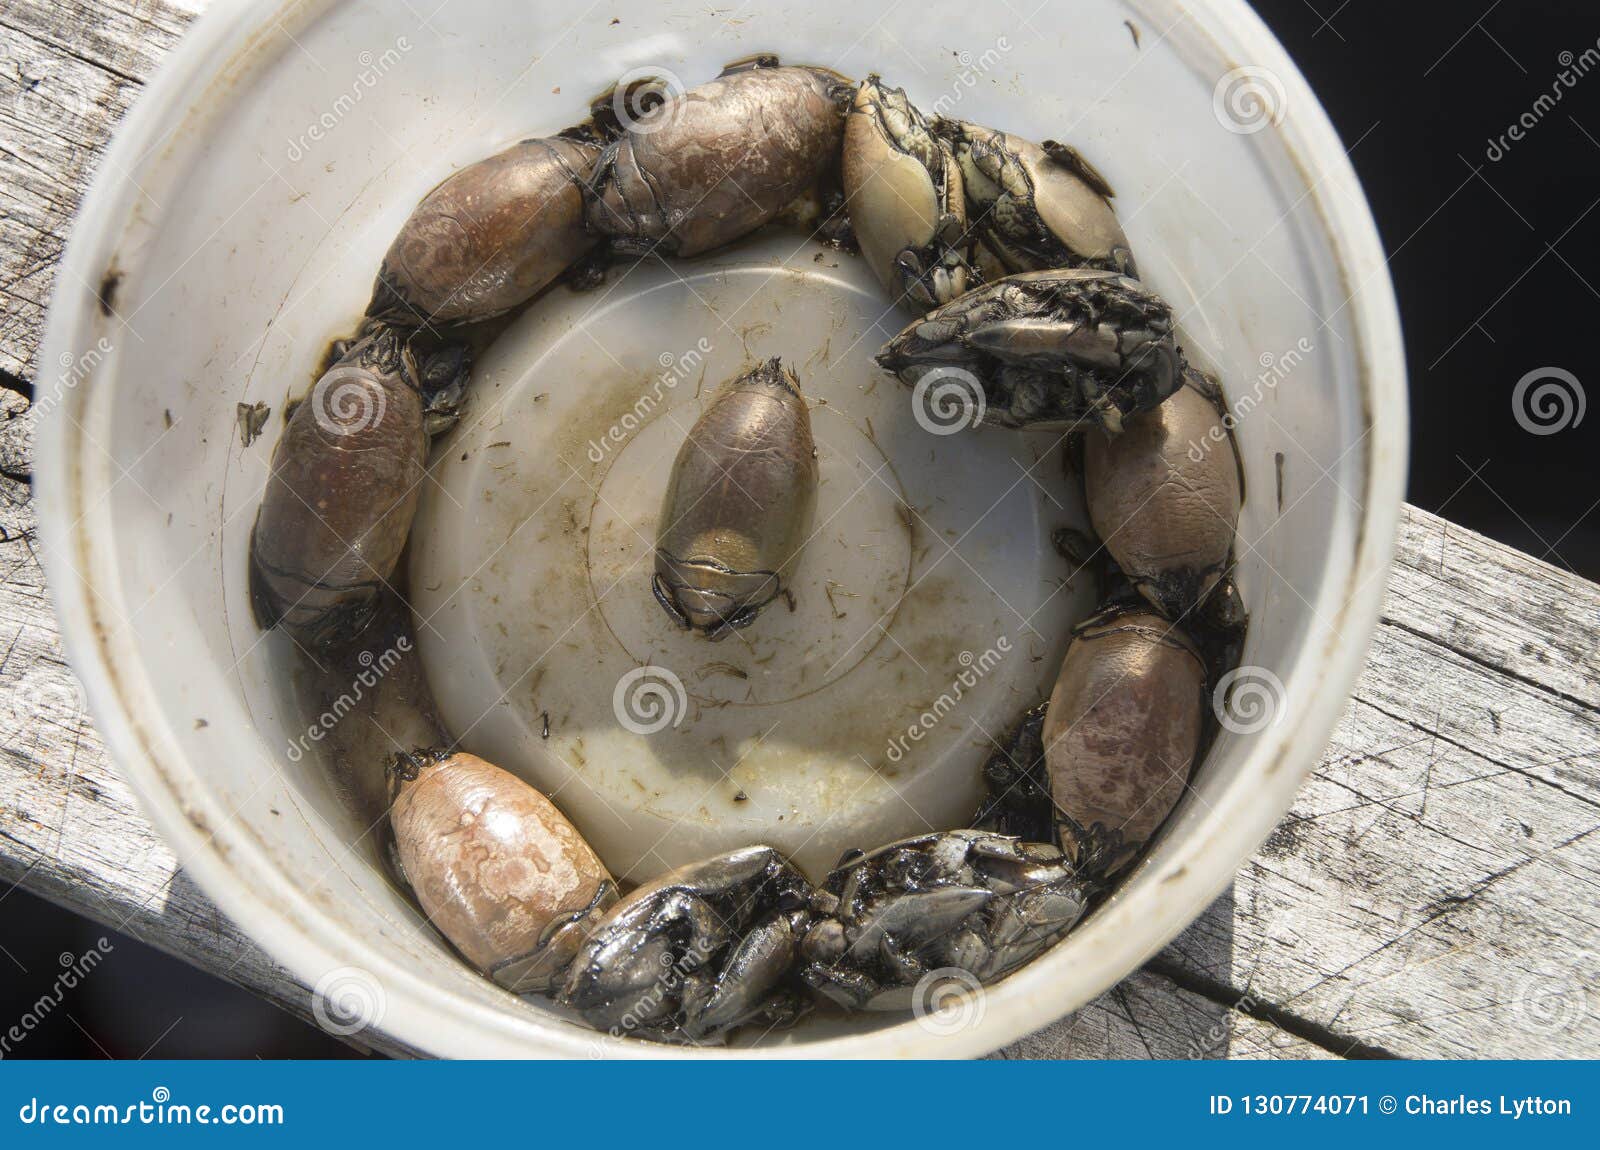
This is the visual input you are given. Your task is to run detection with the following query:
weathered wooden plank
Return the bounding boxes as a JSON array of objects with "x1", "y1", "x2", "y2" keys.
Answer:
[
  {"x1": 1386, "y1": 512, "x2": 1600, "y2": 710},
  {"x1": 0, "y1": 0, "x2": 205, "y2": 381},
  {"x1": 994, "y1": 968, "x2": 1338, "y2": 1060},
  {"x1": 1, "y1": 384, "x2": 30, "y2": 478},
  {"x1": 1156, "y1": 526, "x2": 1600, "y2": 1057}
]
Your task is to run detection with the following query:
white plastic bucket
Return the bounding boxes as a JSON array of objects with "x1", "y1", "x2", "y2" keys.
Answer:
[{"x1": 36, "y1": 0, "x2": 1405, "y2": 1057}]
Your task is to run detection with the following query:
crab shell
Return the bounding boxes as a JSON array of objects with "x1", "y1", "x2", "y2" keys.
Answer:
[
  {"x1": 391, "y1": 752, "x2": 615, "y2": 993},
  {"x1": 801, "y1": 829, "x2": 1088, "y2": 1010},
  {"x1": 249, "y1": 327, "x2": 426, "y2": 649},
  {"x1": 941, "y1": 120, "x2": 1134, "y2": 277},
  {"x1": 587, "y1": 66, "x2": 845, "y2": 258},
  {"x1": 654, "y1": 359, "x2": 818, "y2": 636},
  {"x1": 842, "y1": 77, "x2": 969, "y2": 307},
  {"x1": 876, "y1": 268, "x2": 1181, "y2": 432},
  {"x1": 366, "y1": 137, "x2": 600, "y2": 327},
  {"x1": 1042, "y1": 610, "x2": 1206, "y2": 876},
  {"x1": 1084, "y1": 370, "x2": 1242, "y2": 618},
  {"x1": 560, "y1": 845, "x2": 814, "y2": 1040}
]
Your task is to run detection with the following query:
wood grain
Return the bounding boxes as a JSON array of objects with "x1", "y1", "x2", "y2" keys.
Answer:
[{"x1": 0, "y1": 0, "x2": 205, "y2": 382}]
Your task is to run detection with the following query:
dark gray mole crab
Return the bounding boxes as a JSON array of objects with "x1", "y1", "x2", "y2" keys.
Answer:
[
  {"x1": 559, "y1": 846, "x2": 815, "y2": 1043},
  {"x1": 877, "y1": 268, "x2": 1182, "y2": 434},
  {"x1": 799, "y1": 829, "x2": 1088, "y2": 1012}
]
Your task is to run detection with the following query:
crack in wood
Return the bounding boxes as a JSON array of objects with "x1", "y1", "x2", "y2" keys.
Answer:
[
  {"x1": 1145, "y1": 956, "x2": 1400, "y2": 1059},
  {"x1": 1381, "y1": 615, "x2": 1600, "y2": 717}
]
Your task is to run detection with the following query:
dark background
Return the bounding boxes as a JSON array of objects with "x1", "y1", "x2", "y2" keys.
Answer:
[
  {"x1": 1262, "y1": 0, "x2": 1598, "y2": 577},
  {"x1": 3, "y1": 0, "x2": 1596, "y2": 1058}
]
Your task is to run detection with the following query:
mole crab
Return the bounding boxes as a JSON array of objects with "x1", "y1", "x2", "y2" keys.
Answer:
[
  {"x1": 798, "y1": 830, "x2": 1088, "y2": 1011},
  {"x1": 559, "y1": 846, "x2": 816, "y2": 1043},
  {"x1": 876, "y1": 268, "x2": 1182, "y2": 433}
]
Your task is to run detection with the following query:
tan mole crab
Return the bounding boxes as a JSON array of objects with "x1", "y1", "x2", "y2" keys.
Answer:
[
  {"x1": 798, "y1": 830, "x2": 1087, "y2": 1011},
  {"x1": 367, "y1": 136, "x2": 602, "y2": 328},
  {"x1": 390, "y1": 750, "x2": 618, "y2": 995},
  {"x1": 249, "y1": 326, "x2": 463, "y2": 649},
  {"x1": 842, "y1": 75, "x2": 975, "y2": 309},
  {"x1": 1082, "y1": 367, "x2": 1244, "y2": 623},
  {"x1": 587, "y1": 60, "x2": 848, "y2": 258},
  {"x1": 559, "y1": 846, "x2": 816, "y2": 1043},
  {"x1": 979, "y1": 606, "x2": 1207, "y2": 880},
  {"x1": 654, "y1": 359, "x2": 818, "y2": 638},
  {"x1": 936, "y1": 119, "x2": 1136, "y2": 279},
  {"x1": 877, "y1": 268, "x2": 1181, "y2": 433}
]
